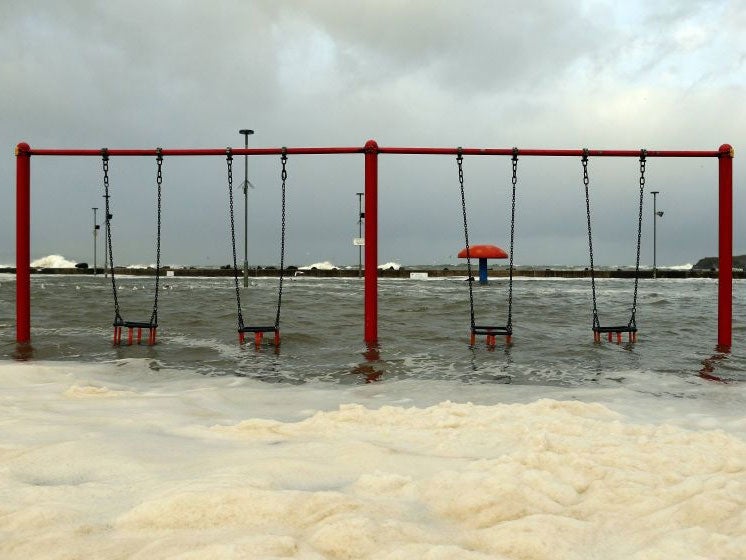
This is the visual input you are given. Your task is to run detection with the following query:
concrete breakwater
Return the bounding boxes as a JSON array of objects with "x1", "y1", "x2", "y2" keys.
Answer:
[{"x1": 2, "y1": 267, "x2": 737, "y2": 279}]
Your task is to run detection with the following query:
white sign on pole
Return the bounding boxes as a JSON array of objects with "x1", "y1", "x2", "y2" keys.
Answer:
[{"x1": 353, "y1": 238, "x2": 365, "y2": 246}]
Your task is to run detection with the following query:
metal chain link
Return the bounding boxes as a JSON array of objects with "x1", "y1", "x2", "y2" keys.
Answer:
[
  {"x1": 149, "y1": 149, "x2": 163, "y2": 327},
  {"x1": 582, "y1": 149, "x2": 600, "y2": 329},
  {"x1": 274, "y1": 149, "x2": 288, "y2": 329},
  {"x1": 457, "y1": 148, "x2": 475, "y2": 331},
  {"x1": 226, "y1": 148, "x2": 245, "y2": 329},
  {"x1": 102, "y1": 149, "x2": 122, "y2": 325},
  {"x1": 629, "y1": 149, "x2": 647, "y2": 328},
  {"x1": 506, "y1": 148, "x2": 518, "y2": 331}
]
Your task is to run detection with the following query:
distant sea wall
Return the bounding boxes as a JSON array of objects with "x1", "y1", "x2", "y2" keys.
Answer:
[{"x1": 1, "y1": 267, "x2": 738, "y2": 279}]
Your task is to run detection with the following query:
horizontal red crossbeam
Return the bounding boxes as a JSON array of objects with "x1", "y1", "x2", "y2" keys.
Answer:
[
  {"x1": 379, "y1": 147, "x2": 724, "y2": 157},
  {"x1": 21, "y1": 146, "x2": 365, "y2": 157},
  {"x1": 20, "y1": 145, "x2": 726, "y2": 158}
]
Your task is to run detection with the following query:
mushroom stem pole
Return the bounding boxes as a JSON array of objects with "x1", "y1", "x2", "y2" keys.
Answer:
[{"x1": 479, "y1": 258, "x2": 488, "y2": 285}]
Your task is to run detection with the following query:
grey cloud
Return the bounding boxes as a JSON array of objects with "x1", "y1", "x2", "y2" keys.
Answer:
[{"x1": 0, "y1": 0, "x2": 743, "y2": 268}]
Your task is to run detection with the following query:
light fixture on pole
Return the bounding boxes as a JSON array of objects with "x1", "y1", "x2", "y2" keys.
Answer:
[
  {"x1": 239, "y1": 129, "x2": 254, "y2": 287},
  {"x1": 356, "y1": 192, "x2": 364, "y2": 277},
  {"x1": 92, "y1": 207, "x2": 99, "y2": 276},
  {"x1": 650, "y1": 191, "x2": 663, "y2": 278}
]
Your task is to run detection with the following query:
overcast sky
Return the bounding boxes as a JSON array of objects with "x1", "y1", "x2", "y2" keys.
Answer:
[{"x1": 1, "y1": 0, "x2": 744, "y2": 267}]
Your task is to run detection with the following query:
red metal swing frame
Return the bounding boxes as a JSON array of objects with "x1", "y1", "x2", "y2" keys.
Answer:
[{"x1": 15, "y1": 141, "x2": 734, "y2": 350}]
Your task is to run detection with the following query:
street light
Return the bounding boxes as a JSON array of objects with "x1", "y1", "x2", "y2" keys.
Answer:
[
  {"x1": 239, "y1": 129, "x2": 254, "y2": 287},
  {"x1": 356, "y1": 192, "x2": 364, "y2": 277},
  {"x1": 650, "y1": 191, "x2": 664, "y2": 278},
  {"x1": 92, "y1": 207, "x2": 99, "y2": 276}
]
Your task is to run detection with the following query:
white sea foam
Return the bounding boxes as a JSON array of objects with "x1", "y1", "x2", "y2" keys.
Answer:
[
  {"x1": 30, "y1": 254, "x2": 77, "y2": 268},
  {"x1": 378, "y1": 261, "x2": 401, "y2": 270},
  {"x1": 663, "y1": 263, "x2": 694, "y2": 270},
  {"x1": 300, "y1": 261, "x2": 338, "y2": 270},
  {"x1": 0, "y1": 360, "x2": 744, "y2": 559}
]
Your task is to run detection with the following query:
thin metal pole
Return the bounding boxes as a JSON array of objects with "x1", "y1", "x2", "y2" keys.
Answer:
[
  {"x1": 92, "y1": 207, "x2": 98, "y2": 276},
  {"x1": 239, "y1": 129, "x2": 254, "y2": 287},
  {"x1": 356, "y1": 192, "x2": 364, "y2": 278},
  {"x1": 651, "y1": 191, "x2": 658, "y2": 279}
]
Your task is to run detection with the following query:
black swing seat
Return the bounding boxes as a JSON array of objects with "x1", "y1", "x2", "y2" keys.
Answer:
[
  {"x1": 112, "y1": 319, "x2": 157, "y2": 345},
  {"x1": 593, "y1": 325, "x2": 636, "y2": 333},
  {"x1": 593, "y1": 323, "x2": 637, "y2": 343},
  {"x1": 238, "y1": 325, "x2": 278, "y2": 333},
  {"x1": 473, "y1": 325, "x2": 512, "y2": 336},
  {"x1": 116, "y1": 320, "x2": 157, "y2": 329},
  {"x1": 238, "y1": 324, "x2": 281, "y2": 347}
]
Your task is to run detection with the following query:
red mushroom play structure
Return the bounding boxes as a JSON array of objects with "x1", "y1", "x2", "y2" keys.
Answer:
[{"x1": 458, "y1": 244, "x2": 508, "y2": 285}]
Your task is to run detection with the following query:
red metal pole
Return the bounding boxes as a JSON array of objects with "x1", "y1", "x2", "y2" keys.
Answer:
[
  {"x1": 378, "y1": 147, "x2": 720, "y2": 158},
  {"x1": 364, "y1": 140, "x2": 379, "y2": 345},
  {"x1": 16, "y1": 143, "x2": 31, "y2": 345},
  {"x1": 26, "y1": 146, "x2": 720, "y2": 158},
  {"x1": 27, "y1": 147, "x2": 365, "y2": 157},
  {"x1": 718, "y1": 144, "x2": 734, "y2": 350}
]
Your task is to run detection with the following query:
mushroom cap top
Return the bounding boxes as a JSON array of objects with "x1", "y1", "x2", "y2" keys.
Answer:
[{"x1": 457, "y1": 244, "x2": 508, "y2": 259}]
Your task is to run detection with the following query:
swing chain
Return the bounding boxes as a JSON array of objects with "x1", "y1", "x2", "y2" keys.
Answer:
[
  {"x1": 148, "y1": 149, "x2": 163, "y2": 326},
  {"x1": 582, "y1": 149, "x2": 600, "y2": 329},
  {"x1": 226, "y1": 148, "x2": 245, "y2": 329},
  {"x1": 457, "y1": 147, "x2": 475, "y2": 331},
  {"x1": 102, "y1": 149, "x2": 122, "y2": 324},
  {"x1": 507, "y1": 147, "x2": 518, "y2": 330},
  {"x1": 629, "y1": 149, "x2": 647, "y2": 327},
  {"x1": 275, "y1": 148, "x2": 288, "y2": 329}
]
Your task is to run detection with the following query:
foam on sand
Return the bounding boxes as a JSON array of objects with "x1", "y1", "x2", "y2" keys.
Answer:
[{"x1": 0, "y1": 362, "x2": 744, "y2": 559}]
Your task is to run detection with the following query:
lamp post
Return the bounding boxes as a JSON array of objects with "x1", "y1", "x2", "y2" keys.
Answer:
[
  {"x1": 92, "y1": 207, "x2": 99, "y2": 276},
  {"x1": 356, "y1": 192, "x2": 364, "y2": 277},
  {"x1": 239, "y1": 129, "x2": 254, "y2": 287},
  {"x1": 650, "y1": 191, "x2": 664, "y2": 278}
]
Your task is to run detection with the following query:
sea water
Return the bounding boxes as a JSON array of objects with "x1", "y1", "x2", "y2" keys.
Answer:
[{"x1": 0, "y1": 273, "x2": 744, "y2": 559}]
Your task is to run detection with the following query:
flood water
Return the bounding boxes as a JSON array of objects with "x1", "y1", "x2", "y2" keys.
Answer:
[{"x1": 0, "y1": 273, "x2": 744, "y2": 559}]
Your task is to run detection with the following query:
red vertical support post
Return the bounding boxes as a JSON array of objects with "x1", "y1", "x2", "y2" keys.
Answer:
[
  {"x1": 718, "y1": 144, "x2": 734, "y2": 351},
  {"x1": 364, "y1": 140, "x2": 379, "y2": 345},
  {"x1": 16, "y1": 143, "x2": 31, "y2": 345}
]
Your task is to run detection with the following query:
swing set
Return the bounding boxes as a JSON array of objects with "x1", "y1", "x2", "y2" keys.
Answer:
[{"x1": 14, "y1": 141, "x2": 735, "y2": 351}]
